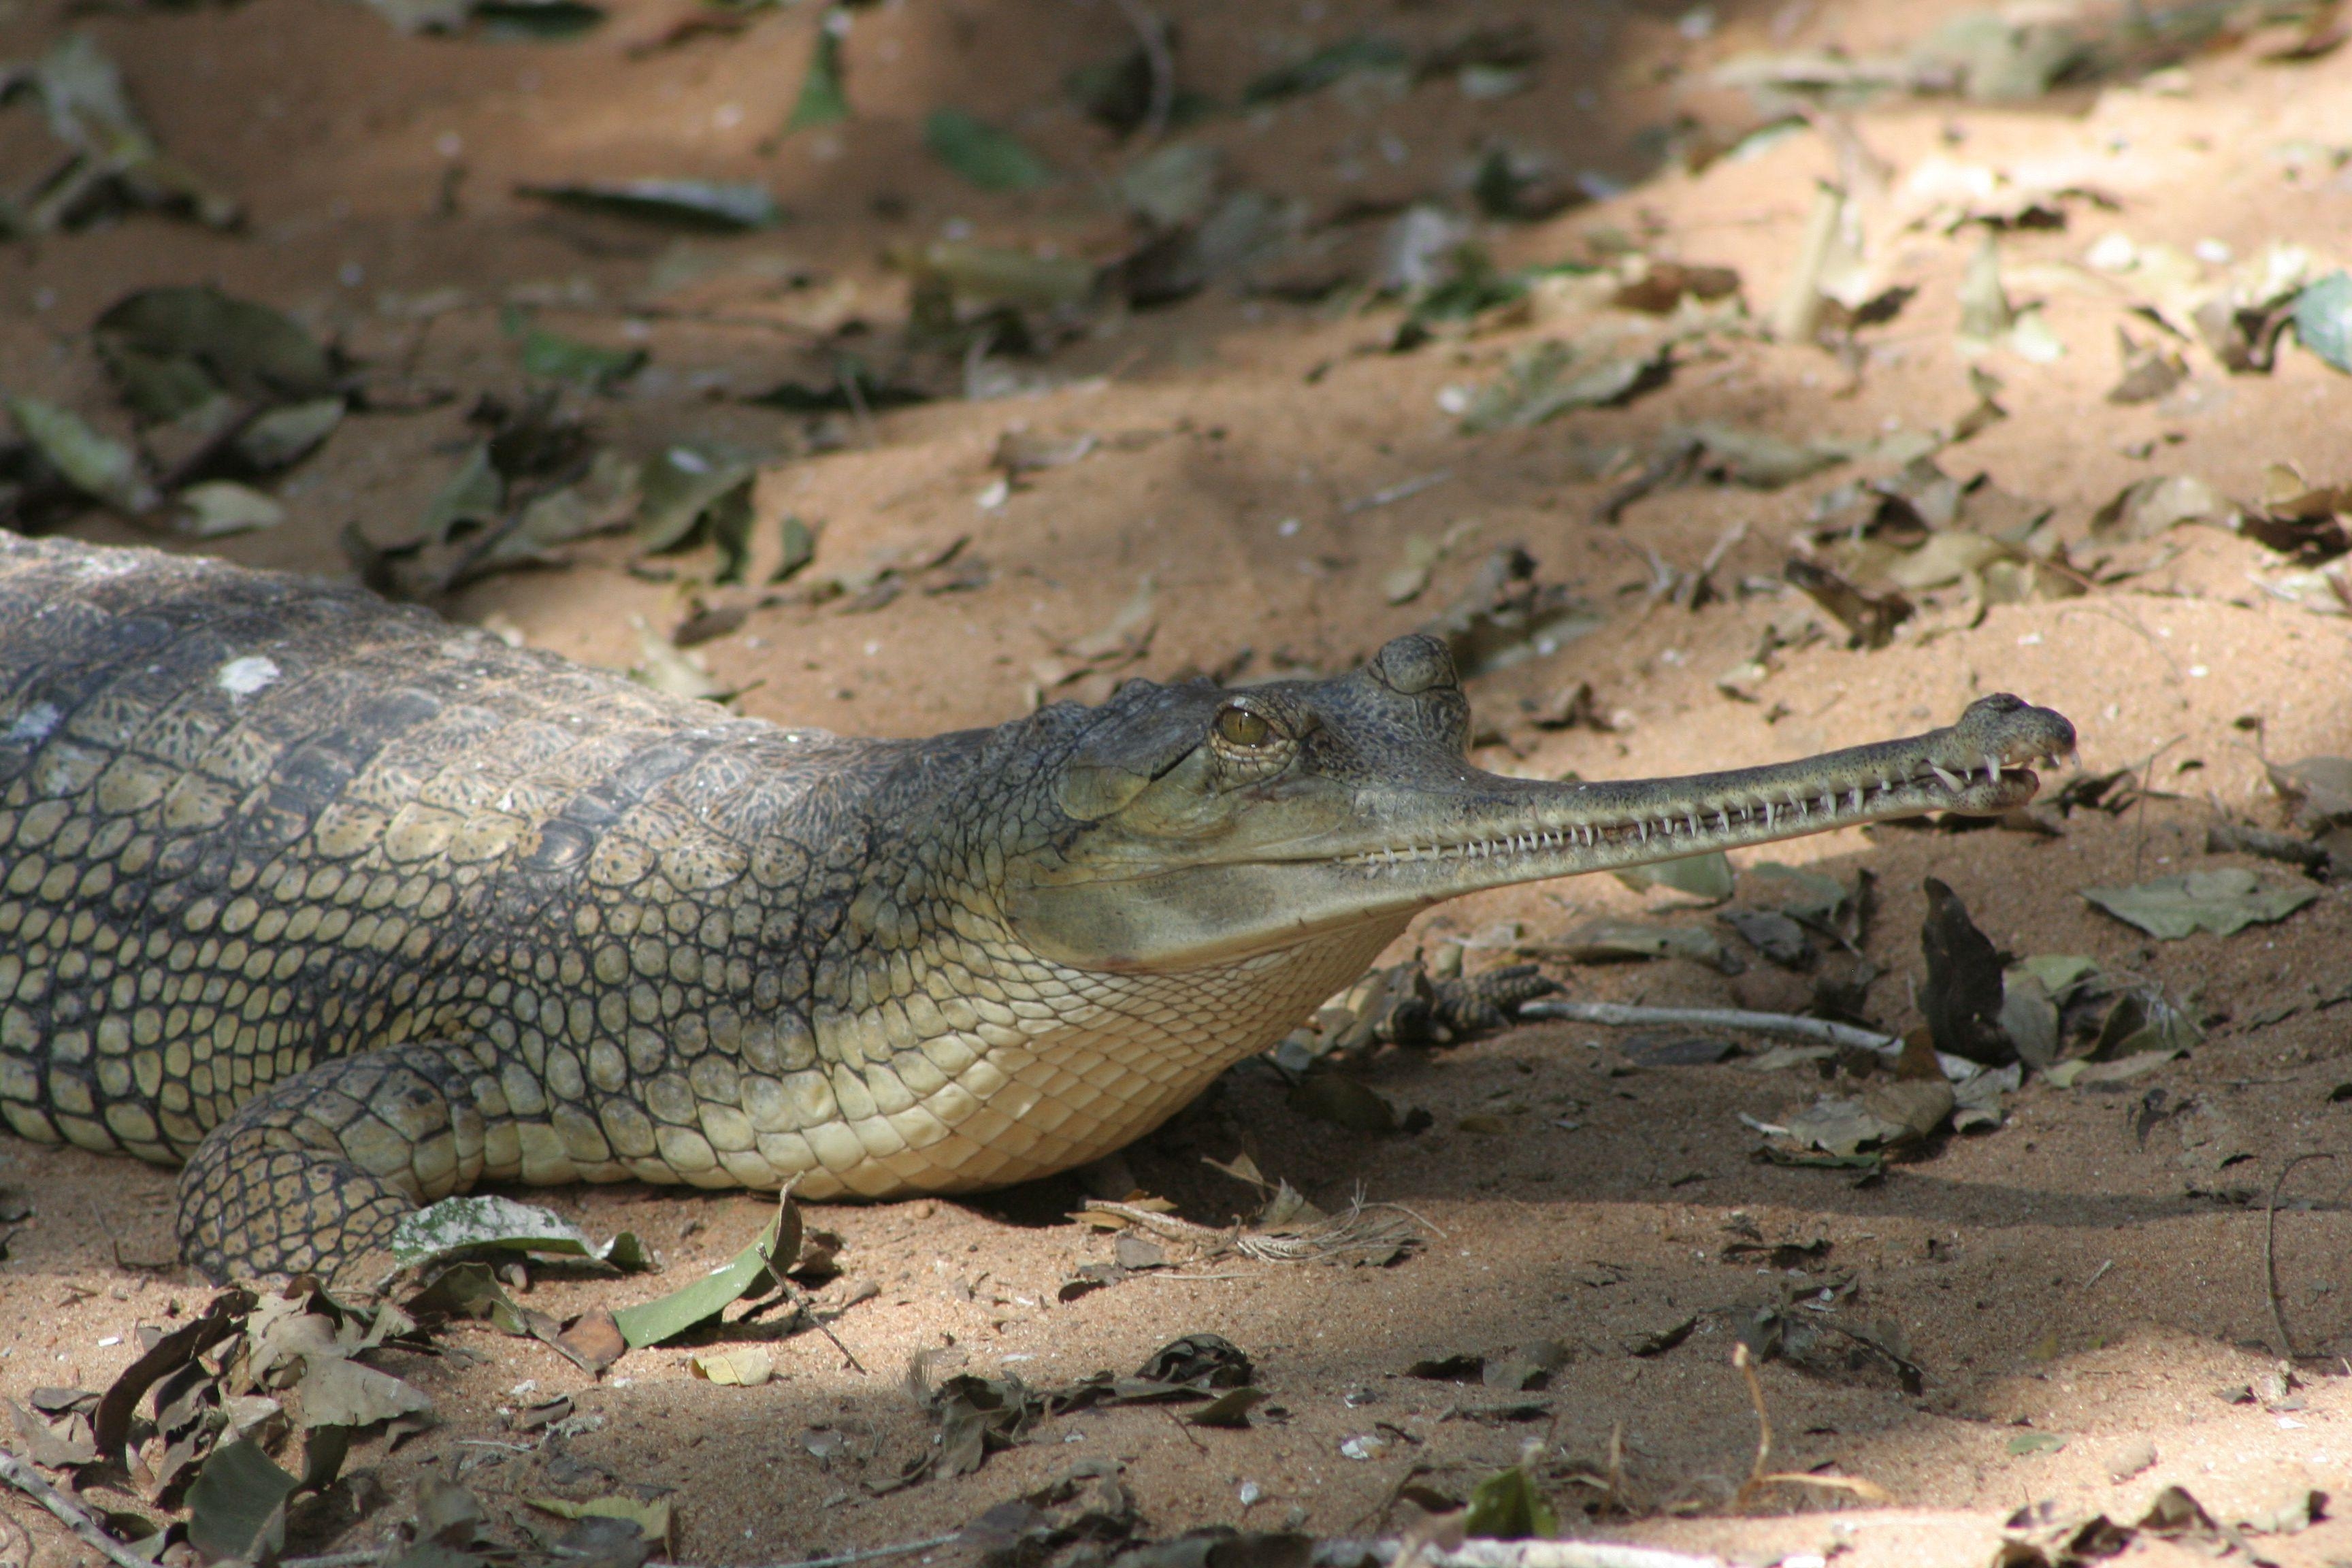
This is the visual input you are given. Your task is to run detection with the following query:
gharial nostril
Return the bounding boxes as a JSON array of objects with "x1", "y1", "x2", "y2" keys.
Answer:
[{"x1": 1367, "y1": 634, "x2": 1458, "y2": 696}]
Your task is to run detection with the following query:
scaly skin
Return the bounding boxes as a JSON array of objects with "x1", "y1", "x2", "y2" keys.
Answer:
[{"x1": 0, "y1": 534, "x2": 2074, "y2": 1286}]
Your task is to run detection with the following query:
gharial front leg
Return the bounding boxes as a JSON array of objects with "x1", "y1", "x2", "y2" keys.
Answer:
[{"x1": 174, "y1": 1043, "x2": 504, "y2": 1288}]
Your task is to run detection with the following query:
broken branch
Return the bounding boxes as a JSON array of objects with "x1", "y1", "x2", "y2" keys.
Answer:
[{"x1": 0, "y1": 1443, "x2": 162, "y2": 1568}]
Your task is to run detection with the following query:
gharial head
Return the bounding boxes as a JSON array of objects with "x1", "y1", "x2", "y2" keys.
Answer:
[{"x1": 1003, "y1": 633, "x2": 2075, "y2": 973}]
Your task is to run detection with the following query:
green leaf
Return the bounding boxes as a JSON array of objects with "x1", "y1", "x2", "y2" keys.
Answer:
[
  {"x1": 2006, "y1": 1431, "x2": 2068, "y2": 1456},
  {"x1": 406, "y1": 1261, "x2": 538, "y2": 1337},
  {"x1": 1612, "y1": 850, "x2": 1735, "y2": 904},
  {"x1": 5, "y1": 396, "x2": 158, "y2": 514},
  {"x1": 391, "y1": 1194, "x2": 601, "y2": 1271},
  {"x1": 633, "y1": 442, "x2": 759, "y2": 555},
  {"x1": 8, "y1": 37, "x2": 239, "y2": 235},
  {"x1": 235, "y1": 396, "x2": 345, "y2": 470},
  {"x1": 2011, "y1": 953, "x2": 2100, "y2": 999},
  {"x1": 2294, "y1": 270, "x2": 2352, "y2": 374},
  {"x1": 689, "y1": 1347, "x2": 774, "y2": 1386},
  {"x1": 1546, "y1": 920, "x2": 1731, "y2": 971},
  {"x1": 770, "y1": 515, "x2": 817, "y2": 583},
  {"x1": 1458, "y1": 338, "x2": 1671, "y2": 433},
  {"x1": 175, "y1": 480, "x2": 284, "y2": 538},
  {"x1": 610, "y1": 1190, "x2": 799, "y2": 1348},
  {"x1": 1186, "y1": 1386, "x2": 1268, "y2": 1428},
  {"x1": 1115, "y1": 144, "x2": 1221, "y2": 230},
  {"x1": 2080, "y1": 869, "x2": 2321, "y2": 940},
  {"x1": 474, "y1": 0, "x2": 605, "y2": 39},
  {"x1": 185, "y1": 1438, "x2": 299, "y2": 1563},
  {"x1": 100, "y1": 347, "x2": 223, "y2": 426},
  {"x1": 1241, "y1": 35, "x2": 1409, "y2": 105},
  {"x1": 786, "y1": 11, "x2": 850, "y2": 131},
  {"x1": 916, "y1": 241, "x2": 1096, "y2": 310},
  {"x1": 1463, "y1": 1463, "x2": 1557, "y2": 1540},
  {"x1": 93, "y1": 286, "x2": 336, "y2": 407},
  {"x1": 529, "y1": 1495, "x2": 671, "y2": 1550},
  {"x1": 517, "y1": 326, "x2": 646, "y2": 389},
  {"x1": 706, "y1": 483, "x2": 756, "y2": 586},
  {"x1": 518, "y1": 180, "x2": 784, "y2": 231},
  {"x1": 924, "y1": 109, "x2": 1050, "y2": 192},
  {"x1": 418, "y1": 443, "x2": 504, "y2": 546},
  {"x1": 2093, "y1": 987, "x2": 2202, "y2": 1060}
]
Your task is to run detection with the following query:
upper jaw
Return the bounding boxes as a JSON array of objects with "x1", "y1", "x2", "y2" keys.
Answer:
[{"x1": 1294, "y1": 693, "x2": 2077, "y2": 898}]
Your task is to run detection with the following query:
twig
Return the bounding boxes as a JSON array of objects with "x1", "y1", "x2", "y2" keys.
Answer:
[
  {"x1": 1520, "y1": 1000, "x2": 1893, "y2": 1055},
  {"x1": 789, "y1": 1285, "x2": 868, "y2": 1375},
  {"x1": 280, "y1": 1552, "x2": 386, "y2": 1568},
  {"x1": 1108, "y1": 0, "x2": 1175, "y2": 144},
  {"x1": 1311, "y1": 1539, "x2": 1727, "y2": 1568},
  {"x1": 1343, "y1": 468, "x2": 1454, "y2": 516},
  {"x1": 1077, "y1": 1193, "x2": 1436, "y2": 1264},
  {"x1": 2264, "y1": 1152, "x2": 2338, "y2": 1362},
  {"x1": 0, "y1": 1443, "x2": 159, "y2": 1568},
  {"x1": 1078, "y1": 1200, "x2": 1226, "y2": 1242},
  {"x1": 664, "y1": 1533, "x2": 963, "y2": 1568}
]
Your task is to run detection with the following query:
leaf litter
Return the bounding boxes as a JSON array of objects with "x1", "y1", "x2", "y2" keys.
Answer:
[{"x1": 0, "y1": 35, "x2": 239, "y2": 239}]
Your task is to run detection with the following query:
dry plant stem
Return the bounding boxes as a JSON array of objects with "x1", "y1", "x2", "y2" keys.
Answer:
[
  {"x1": 1315, "y1": 1541, "x2": 1726, "y2": 1568},
  {"x1": 282, "y1": 1552, "x2": 387, "y2": 1568},
  {"x1": 0, "y1": 1443, "x2": 160, "y2": 1568},
  {"x1": 787, "y1": 1281, "x2": 869, "y2": 1375},
  {"x1": 2264, "y1": 1152, "x2": 2339, "y2": 1361},
  {"x1": 1519, "y1": 1000, "x2": 1897, "y2": 1058},
  {"x1": 1079, "y1": 1200, "x2": 1226, "y2": 1243},
  {"x1": 1727, "y1": 1345, "x2": 1892, "y2": 1513},
  {"x1": 664, "y1": 1533, "x2": 964, "y2": 1568},
  {"x1": 1733, "y1": 1343, "x2": 1773, "y2": 1503}
]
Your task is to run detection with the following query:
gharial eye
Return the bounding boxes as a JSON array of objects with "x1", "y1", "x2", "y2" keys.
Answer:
[{"x1": 1214, "y1": 705, "x2": 1274, "y2": 747}]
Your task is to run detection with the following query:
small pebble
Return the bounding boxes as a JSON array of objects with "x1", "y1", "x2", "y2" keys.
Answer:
[{"x1": 2105, "y1": 1437, "x2": 2157, "y2": 1482}]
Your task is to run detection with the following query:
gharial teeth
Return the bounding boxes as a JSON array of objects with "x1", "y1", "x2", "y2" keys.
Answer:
[{"x1": 1930, "y1": 763, "x2": 1964, "y2": 791}]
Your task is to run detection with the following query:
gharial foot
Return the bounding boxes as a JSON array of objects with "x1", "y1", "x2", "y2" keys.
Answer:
[{"x1": 175, "y1": 1044, "x2": 491, "y2": 1291}]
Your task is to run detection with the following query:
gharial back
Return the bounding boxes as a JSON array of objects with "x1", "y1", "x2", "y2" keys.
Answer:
[
  {"x1": 0, "y1": 531, "x2": 862, "y2": 1175},
  {"x1": 0, "y1": 526, "x2": 865, "y2": 1166},
  {"x1": 0, "y1": 534, "x2": 1380, "y2": 1281}
]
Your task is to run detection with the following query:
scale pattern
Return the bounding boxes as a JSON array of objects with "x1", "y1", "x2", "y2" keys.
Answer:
[{"x1": 0, "y1": 535, "x2": 1388, "y2": 1282}]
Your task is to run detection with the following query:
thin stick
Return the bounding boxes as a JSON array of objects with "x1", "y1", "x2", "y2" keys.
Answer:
[
  {"x1": 1077, "y1": 1200, "x2": 1226, "y2": 1242},
  {"x1": 664, "y1": 1532, "x2": 963, "y2": 1568},
  {"x1": 0, "y1": 1443, "x2": 160, "y2": 1568},
  {"x1": 1311, "y1": 1539, "x2": 1727, "y2": 1568},
  {"x1": 1108, "y1": 0, "x2": 1175, "y2": 144},
  {"x1": 1521, "y1": 999, "x2": 1896, "y2": 1054},
  {"x1": 282, "y1": 1552, "x2": 387, "y2": 1568},
  {"x1": 2265, "y1": 1152, "x2": 2338, "y2": 1361},
  {"x1": 789, "y1": 1285, "x2": 869, "y2": 1376}
]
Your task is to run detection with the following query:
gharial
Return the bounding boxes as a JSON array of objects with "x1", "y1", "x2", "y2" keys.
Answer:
[{"x1": 0, "y1": 532, "x2": 2075, "y2": 1287}]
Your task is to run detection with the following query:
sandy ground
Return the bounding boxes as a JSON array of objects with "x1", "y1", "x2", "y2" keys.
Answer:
[{"x1": 3, "y1": 0, "x2": 2352, "y2": 1564}]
